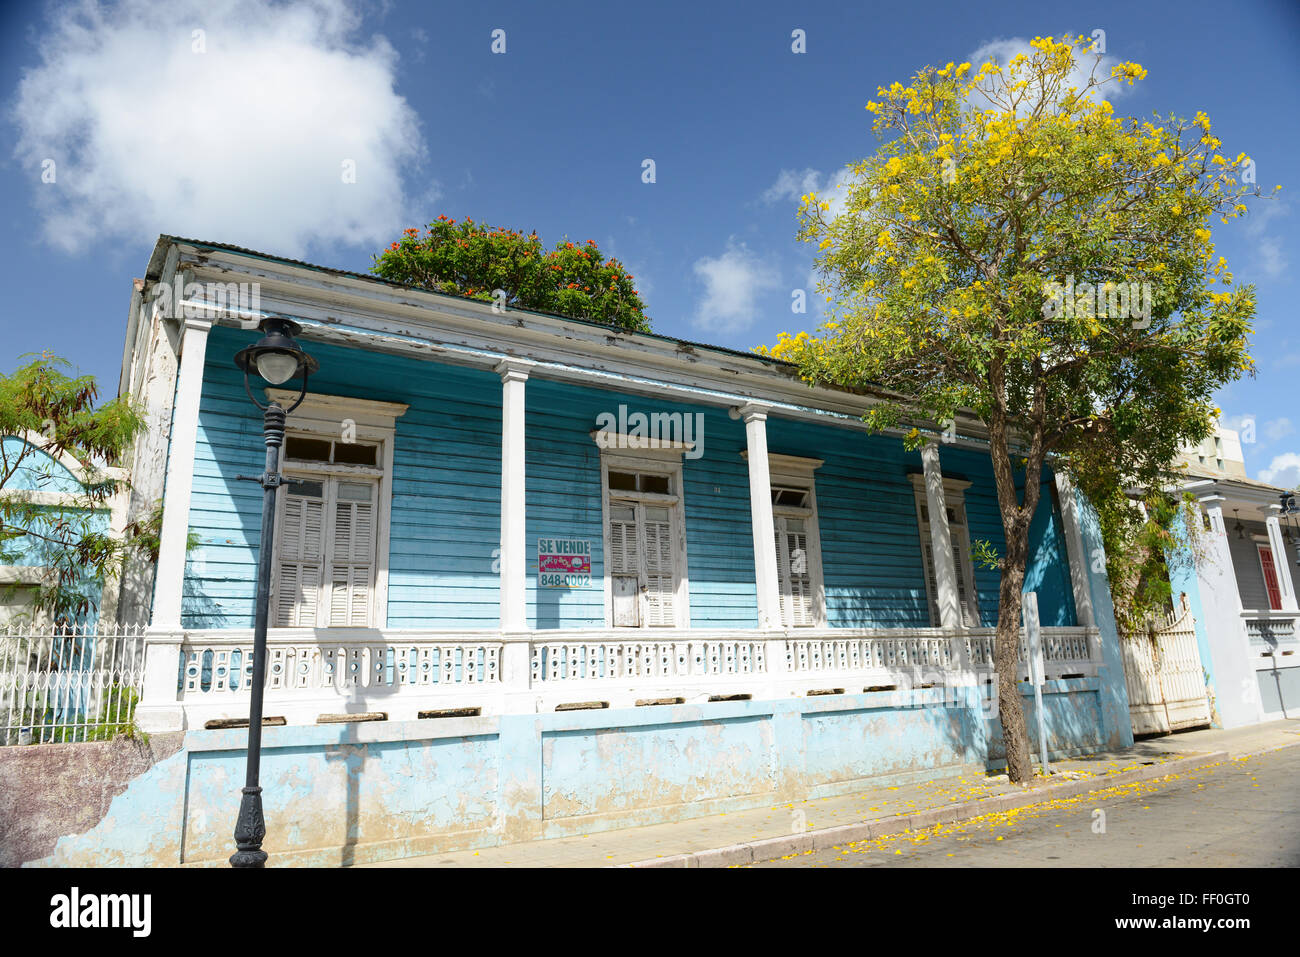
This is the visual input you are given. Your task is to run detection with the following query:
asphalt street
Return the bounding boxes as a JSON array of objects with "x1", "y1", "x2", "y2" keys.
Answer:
[{"x1": 750, "y1": 745, "x2": 1300, "y2": 867}]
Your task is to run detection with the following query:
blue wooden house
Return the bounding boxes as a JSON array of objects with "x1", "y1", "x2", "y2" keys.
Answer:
[{"x1": 64, "y1": 234, "x2": 1135, "y2": 866}]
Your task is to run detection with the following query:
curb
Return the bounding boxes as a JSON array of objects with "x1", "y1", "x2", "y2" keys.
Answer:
[{"x1": 618, "y1": 749, "x2": 1231, "y2": 868}]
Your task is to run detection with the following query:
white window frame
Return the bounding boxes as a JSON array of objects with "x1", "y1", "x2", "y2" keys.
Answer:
[
  {"x1": 266, "y1": 390, "x2": 408, "y2": 629},
  {"x1": 745, "y1": 452, "x2": 826, "y2": 628},
  {"x1": 909, "y1": 475, "x2": 980, "y2": 628},
  {"x1": 593, "y1": 434, "x2": 691, "y2": 629}
]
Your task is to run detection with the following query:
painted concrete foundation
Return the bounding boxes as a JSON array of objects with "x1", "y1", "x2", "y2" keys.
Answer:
[
  {"x1": 0, "y1": 732, "x2": 184, "y2": 867},
  {"x1": 25, "y1": 679, "x2": 1115, "y2": 867}
]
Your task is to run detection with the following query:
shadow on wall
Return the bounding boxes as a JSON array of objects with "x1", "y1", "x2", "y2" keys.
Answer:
[
  {"x1": 811, "y1": 673, "x2": 1104, "y2": 782},
  {"x1": 985, "y1": 682, "x2": 1105, "y2": 765}
]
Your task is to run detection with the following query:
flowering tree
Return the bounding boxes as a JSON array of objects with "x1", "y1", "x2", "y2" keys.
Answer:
[
  {"x1": 0, "y1": 355, "x2": 145, "y2": 622},
  {"x1": 760, "y1": 36, "x2": 1264, "y2": 782},
  {"x1": 372, "y1": 217, "x2": 651, "y2": 333}
]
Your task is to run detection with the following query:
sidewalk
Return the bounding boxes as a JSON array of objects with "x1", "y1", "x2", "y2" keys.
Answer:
[{"x1": 357, "y1": 719, "x2": 1300, "y2": 869}]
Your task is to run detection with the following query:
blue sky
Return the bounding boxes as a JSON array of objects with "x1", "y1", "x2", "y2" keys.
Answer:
[{"x1": 2, "y1": 0, "x2": 1297, "y2": 478}]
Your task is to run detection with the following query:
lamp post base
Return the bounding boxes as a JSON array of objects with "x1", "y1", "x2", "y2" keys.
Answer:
[{"x1": 229, "y1": 786, "x2": 268, "y2": 868}]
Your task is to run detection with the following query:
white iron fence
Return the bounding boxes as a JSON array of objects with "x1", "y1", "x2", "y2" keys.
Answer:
[{"x1": 0, "y1": 623, "x2": 146, "y2": 746}]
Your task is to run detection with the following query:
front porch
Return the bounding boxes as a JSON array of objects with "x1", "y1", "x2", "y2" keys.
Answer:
[{"x1": 137, "y1": 624, "x2": 1102, "y2": 730}]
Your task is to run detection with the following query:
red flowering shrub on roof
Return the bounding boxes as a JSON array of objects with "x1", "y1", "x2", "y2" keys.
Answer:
[{"x1": 372, "y1": 220, "x2": 651, "y2": 333}]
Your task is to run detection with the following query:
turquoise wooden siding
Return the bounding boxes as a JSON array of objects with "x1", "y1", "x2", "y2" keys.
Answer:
[
  {"x1": 523, "y1": 379, "x2": 758, "y2": 629},
  {"x1": 913, "y1": 444, "x2": 1077, "y2": 628},
  {"x1": 764, "y1": 416, "x2": 929, "y2": 627},
  {"x1": 1023, "y1": 478, "x2": 1077, "y2": 627},
  {"x1": 762, "y1": 420, "x2": 1076, "y2": 629},
  {"x1": 183, "y1": 326, "x2": 502, "y2": 629},
  {"x1": 180, "y1": 326, "x2": 1076, "y2": 631}
]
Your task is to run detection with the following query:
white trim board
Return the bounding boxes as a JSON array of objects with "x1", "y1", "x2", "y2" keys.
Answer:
[
  {"x1": 594, "y1": 443, "x2": 691, "y2": 630},
  {"x1": 265, "y1": 390, "x2": 408, "y2": 629}
]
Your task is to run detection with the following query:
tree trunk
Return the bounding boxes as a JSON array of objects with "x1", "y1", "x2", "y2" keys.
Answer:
[
  {"x1": 995, "y1": 530, "x2": 1034, "y2": 784},
  {"x1": 985, "y1": 354, "x2": 1046, "y2": 785}
]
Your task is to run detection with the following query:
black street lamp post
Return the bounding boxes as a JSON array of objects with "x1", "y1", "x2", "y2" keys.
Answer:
[{"x1": 229, "y1": 317, "x2": 318, "y2": 868}]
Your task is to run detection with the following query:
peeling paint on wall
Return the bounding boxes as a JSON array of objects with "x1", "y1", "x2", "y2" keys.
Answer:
[{"x1": 23, "y1": 682, "x2": 1114, "y2": 868}]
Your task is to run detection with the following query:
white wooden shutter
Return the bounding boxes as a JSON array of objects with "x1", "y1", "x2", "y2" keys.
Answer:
[
  {"x1": 609, "y1": 504, "x2": 640, "y2": 626},
  {"x1": 775, "y1": 526, "x2": 790, "y2": 625},
  {"x1": 952, "y1": 542, "x2": 974, "y2": 626},
  {"x1": 609, "y1": 508, "x2": 638, "y2": 576},
  {"x1": 643, "y1": 506, "x2": 675, "y2": 626},
  {"x1": 775, "y1": 519, "x2": 813, "y2": 627},
  {"x1": 327, "y1": 482, "x2": 375, "y2": 626},
  {"x1": 787, "y1": 528, "x2": 812, "y2": 626},
  {"x1": 276, "y1": 489, "x2": 323, "y2": 627},
  {"x1": 922, "y1": 540, "x2": 940, "y2": 627}
]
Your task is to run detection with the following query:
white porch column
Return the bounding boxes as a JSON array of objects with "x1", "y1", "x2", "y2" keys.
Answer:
[
  {"x1": 921, "y1": 441, "x2": 961, "y2": 629},
  {"x1": 1264, "y1": 505, "x2": 1298, "y2": 611},
  {"x1": 497, "y1": 360, "x2": 532, "y2": 635},
  {"x1": 151, "y1": 317, "x2": 210, "y2": 628},
  {"x1": 139, "y1": 317, "x2": 209, "y2": 732},
  {"x1": 1053, "y1": 472, "x2": 1096, "y2": 628},
  {"x1": 740, "y1": 404, "x2": 782, "y2": 632}
]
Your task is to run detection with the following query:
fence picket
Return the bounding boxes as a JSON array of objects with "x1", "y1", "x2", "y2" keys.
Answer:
[{"x1": 0, "y1": 623, "x2": 147, "y2": 746}]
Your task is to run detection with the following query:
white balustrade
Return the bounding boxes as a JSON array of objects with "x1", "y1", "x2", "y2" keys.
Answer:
[
  {"x1": 528, "y1": 639, "x2": 766, "y2": 682},
  {"x1": 180, "y1": 640, "x2": 500, "y2": 696},
  {"x1": 117, "y1": 624, "x2": 1101, "y2": 731}
]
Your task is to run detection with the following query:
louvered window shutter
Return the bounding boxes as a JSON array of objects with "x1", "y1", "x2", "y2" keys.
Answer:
[
  {"x1": 952, "y1": 543, "x2": 974, "y2": 626},
  {"x1": 774, "y1": 526, "x2": 790, "y2": 624},
  {"x1": 609, "y1": 504, "x2": 640, "y2": 627},
  {"x1": 276, "y1": 489, "x2": 323, "y2": 627},
  {"x1": 775, "y1": 518, "x2": 812, "y2": 627},
  {"x1": 922, "y1": 540, "x2": 940, "y2": 626},
  {"x1": 328, "y1": 482, "x2": 375, "y2": 626},
  {"x1": 643, "y1": 506, "x2": 675, "y2": 626},
  {"x1": 609, "y1": 511, "x2": 638, "y2": 576},
  {"x1": 787, "y1": 530, "x2": 812, "y2": 626},
  {"x1": 1260, "y1": 546, "x2": 1283, "y2": 610}
]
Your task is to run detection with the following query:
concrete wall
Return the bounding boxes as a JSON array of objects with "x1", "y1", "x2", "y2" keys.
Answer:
[
  {"x1": 0, "y1": 732, "x2": 184, "y2": 867},
  {"x1": 24, "y1": 680, "x2": 1111, "y2": 868}
]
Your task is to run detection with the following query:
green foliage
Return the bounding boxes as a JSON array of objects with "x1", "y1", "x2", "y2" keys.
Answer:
[
  {"x1": 971, "y1": 537, "x2": 1002, "y2": 572},
  {"x1": 0, "y1": 354, "x2": 145, "y2": 622},
  {"x1": 84, "y1": 685, "x2": 144, "y2": 743},
  {"x1": 372, "y1": 217, "x2": 652, "y2": 333},
  {"x1": 13, "y1": 685, "x2": 142, "y2": 745},
  {"x1": 757, "y1": 36, "x2": 1265, "y2": 781},
  {"x1": 1093, "y1": 486, "x2": 1208, "y2": 635},
  {"x1": 761, "y1": 34, "x2": 1259, "y2": 585}
]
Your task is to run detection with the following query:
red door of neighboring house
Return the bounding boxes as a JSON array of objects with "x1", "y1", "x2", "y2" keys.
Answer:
[{"x1": 1258, "y1": 544, "x2": 1283, "y2": 610}]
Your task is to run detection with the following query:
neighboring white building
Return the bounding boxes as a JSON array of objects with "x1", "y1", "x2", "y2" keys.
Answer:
[
  {"x1": 1172, "y1": 422, "x2": 1247, "y2": 481},
  {"x1": 1168, "y1": 421, "x2": 1300, "y2": 726}
]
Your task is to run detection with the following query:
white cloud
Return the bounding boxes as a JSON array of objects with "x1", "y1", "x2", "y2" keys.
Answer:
[
  {"x1": 1239, "y1": 200, "x2": 1289, "y2": 279},
  {"x1": 1257, "y1": 238, "x2": 1287, "y2": 278},
  {"x1": 1265, "y1": 418, "x2": 1294, "y2": 443},
  {"x1": 761, "y1": 166, "x2": 856, "y2": 217},
  {"x1": 692, "y1": 239, "x2": 780, "y2": 334},
  {"x1": 1259, "y1": 452, "x2": 1300, "y2": 489},
  {"x1": 11, "y1": 0, "x2": 425, "y2": 258},
  {"x1": 967, "y1": 37, "x2": 1133, "y2": 112},
  {"x1": 761, "y1": 168, "x2": 823, "y2": 205}
]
